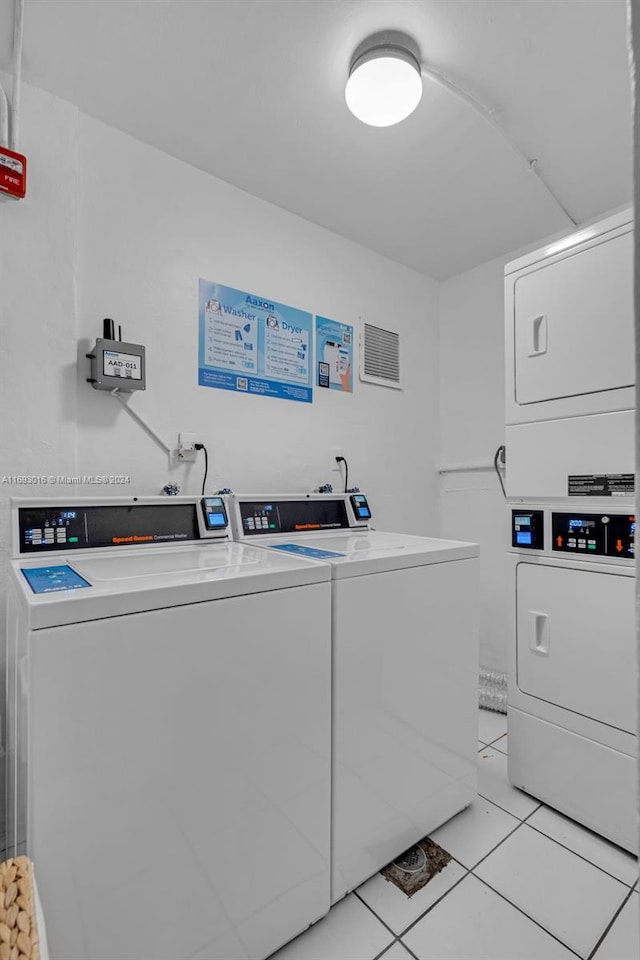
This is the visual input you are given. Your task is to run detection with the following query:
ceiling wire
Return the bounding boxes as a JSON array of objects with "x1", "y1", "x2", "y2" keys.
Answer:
[{"x1": 420, "y1": 60, "x2": 578, "y2": 228}]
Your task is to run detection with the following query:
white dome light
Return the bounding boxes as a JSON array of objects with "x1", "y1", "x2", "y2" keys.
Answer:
[{"x1": 346, "y1": 44, "x2": 423, "y2": 127}]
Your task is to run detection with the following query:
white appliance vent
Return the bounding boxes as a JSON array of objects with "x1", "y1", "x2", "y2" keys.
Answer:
[{"x1": 360, "y1": 322, "x2": 402, "y2": 389}]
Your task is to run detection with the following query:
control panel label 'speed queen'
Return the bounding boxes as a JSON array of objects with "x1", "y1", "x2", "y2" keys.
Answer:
[{"x1": 568, "y1": 474, "x2": 635, "y2": 497}]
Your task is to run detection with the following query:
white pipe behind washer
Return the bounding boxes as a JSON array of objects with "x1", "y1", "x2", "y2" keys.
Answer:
[
  {"x1": 10, "y1": 0, "x2": 24, "y2": 152},
  {"x1": 0, "y1": 84, "x2": 9, "y2": 147}
]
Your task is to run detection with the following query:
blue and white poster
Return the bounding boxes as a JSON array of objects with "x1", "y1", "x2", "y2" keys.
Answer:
[
  {"x1": 199, "y1": 279, "x2": 313, "y2": 403},
  {"x1": 315, "y1": 316, "x2": 354, "y2": 392}
]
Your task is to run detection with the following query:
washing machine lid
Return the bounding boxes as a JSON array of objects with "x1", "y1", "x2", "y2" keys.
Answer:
[
  {"x1": 248, "y1": 530, "x2": 478, "y2": 579},
  {"x1": 12, "y1": 540, "x2": 330, "y2": 630}
]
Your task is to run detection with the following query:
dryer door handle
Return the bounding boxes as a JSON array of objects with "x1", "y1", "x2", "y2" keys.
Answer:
[
  {"x1": 528, "y1": 314, "x2": 548, "y2": 357},
  {"x1": 529, "y1": 610, "x2": 549, "y2": 655}
]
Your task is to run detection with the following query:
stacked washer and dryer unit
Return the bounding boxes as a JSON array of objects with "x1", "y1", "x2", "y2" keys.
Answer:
[{"x1": 504, "y1": 208, "x2": 637, "y2": 852}]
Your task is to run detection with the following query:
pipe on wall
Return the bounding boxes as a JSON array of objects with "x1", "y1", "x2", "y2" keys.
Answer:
[{"x1": 628, "y1": 0, "x2": 640, "y2": 938}]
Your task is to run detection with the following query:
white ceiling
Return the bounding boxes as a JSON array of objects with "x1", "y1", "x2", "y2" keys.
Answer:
[{"x1": 0, "y1": 0, "x2": 632, "y2": 279}]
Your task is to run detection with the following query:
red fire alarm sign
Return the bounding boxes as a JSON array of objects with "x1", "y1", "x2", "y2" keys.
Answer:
[{"x1": 0, "y1": 145, "x2": 26, "y2": 200}]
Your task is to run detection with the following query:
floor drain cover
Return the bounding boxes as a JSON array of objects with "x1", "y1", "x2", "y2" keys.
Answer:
[
  {"x1": 393, "y1": 846, "x2": 427, "y2": 874},
  {"x1": 382, "y1": 837, "x2": 452, "y2": 897}
]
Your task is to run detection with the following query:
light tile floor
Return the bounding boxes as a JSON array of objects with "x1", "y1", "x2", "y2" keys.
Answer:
[{"x1": 269, "y1": 709, "x2": 639, "y2": 960}]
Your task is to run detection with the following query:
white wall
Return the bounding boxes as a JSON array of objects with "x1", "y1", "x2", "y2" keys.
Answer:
[
  {"x1": 76, "y1": 114, "x2": 440, "y2": 534},
  {"x1": 0, "y1": 81, "x2": 79, "y2": 616},
  {"x1": 0, "y1": 81, "x2": 79, "y2": 834},
  {"x1": 438, "y1": 256, "x2": 508, "y2": 672},
  {"x1": 0, "y1": 78, "x2": 441, "y2": 596}
]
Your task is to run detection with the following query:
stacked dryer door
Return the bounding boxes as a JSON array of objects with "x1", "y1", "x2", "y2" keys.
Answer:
[
  {"x1": 505, "y1": 209, "x2": 634, "y2": 501},
  {"x1": 504, "y1": 209, "x2": 637, "y2": 852}
]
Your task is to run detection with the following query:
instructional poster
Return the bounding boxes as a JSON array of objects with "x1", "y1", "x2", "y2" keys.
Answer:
[
  {"x1": 315, "y1": 316, "x2": 353, "y2": 392},
  {"x1": 199, "y1": 279, "x2": 313, "y2": 403}
]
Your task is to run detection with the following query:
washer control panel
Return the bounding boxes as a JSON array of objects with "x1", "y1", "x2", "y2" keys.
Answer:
[{"x1": 551, "y1": 512, "x2": 635, "y2": 559}]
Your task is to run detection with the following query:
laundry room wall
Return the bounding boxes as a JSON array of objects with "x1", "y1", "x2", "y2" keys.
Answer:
[
  {"x1": 74, "y1": 113, "x2": 440, "y2": 534},
  {"x1": 0, "y1": 75, "x2": 442, "y2": 567},
  {"x1": 0, "y1": 79, "x2": 444, "y2": 830},
  {"x1": 0, "y1": 78, "x2": 79, "y2": 844},
  {"x1": 437, "y1": 256, "x2": 508, "y2": 673},
  {"x1": 0, "y1": 79, "x2": 79, "y2": 621}
]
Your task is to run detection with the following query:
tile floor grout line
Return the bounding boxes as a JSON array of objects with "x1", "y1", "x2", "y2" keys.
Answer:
[
  {"x1": 446, "y1": 799, "x2": 541, "y2": 879},
  {"x1": 585, "y1": 884, "x2": 637, "y2": 960},
  {"x1": 396, "y1": 805, "x2": 558, "y2": 947},
  {"x1": 522, "y1": 802, "x2": 544, "y2": 821},
  {"x1": 454, "y1": 809, "x2": 528, "y2": 875},
  {"x1": 472, "y1": 872, "x2": 585, "y2": 960},
  {"x1": 356, "y1": 846, "x2": 491, "y2": 944},
  {"x1": 524, "y1": 820, "x2": 638, "y2": 889},
  {"x1": 481, "y1": 730, "x2": 508, "y2": 748},
  {"x1": 356, "y1": 803, "x2": 526, "y2": 950},
  {"x1": 476, "y1": 789, "x2": 540, "y2": 823},
  {"x1": 480, "y1": 737, "x2": 507, "y2": 750},
  {"x1": 396, "y1": 937, "x2": 422, "y2": 960},
  {"x1": 353, "y1": 888, "x2": 402, "y2": 941},
  {"x1": 372, "y1": 935, "x2": 422, "y2": 960},
  {"x1": 371, "y1": 937, "x2": 405, "y2": 960},
  {"x1": 394, "y1": 865, "x2": 472, "y2": 940}
]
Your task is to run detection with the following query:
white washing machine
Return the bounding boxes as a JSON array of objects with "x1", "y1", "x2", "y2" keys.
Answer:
[
  {"x1": 6, "y1": 495, "x2": 332, "y2": 960},
  {"x1": 507, "y1": 503, "x2": 636, "y2": 853},
  {"x1": 229, "y1": 492, "x2": 479, "y2": 902}
]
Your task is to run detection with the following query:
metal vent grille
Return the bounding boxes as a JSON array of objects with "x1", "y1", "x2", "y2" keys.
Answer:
[{"x1": 360, "y1": 322, "x2": 402, "y2": 389}]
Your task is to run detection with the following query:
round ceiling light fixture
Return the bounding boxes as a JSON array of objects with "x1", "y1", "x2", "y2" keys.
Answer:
[{"x1": 345, "y1": 32, "x2": 423, "y2": 127}]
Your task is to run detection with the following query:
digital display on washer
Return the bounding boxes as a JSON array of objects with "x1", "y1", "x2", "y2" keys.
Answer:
[
  {"x1": 239, "y1": 499, "x2": 349, "y2": 535},
  {"x1": 19, "y1": 504, "x2": 200, "y2": 552}
]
